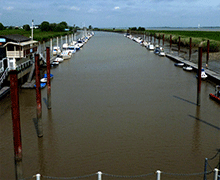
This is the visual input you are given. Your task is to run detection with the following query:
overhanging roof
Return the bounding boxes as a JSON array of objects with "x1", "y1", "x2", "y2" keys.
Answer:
[
  {"x1": 3, "y1": 40, "x2": 38, "y2": 47},
  {"x1": 0, "y1": 34, "x2": 31, "y2": 42}
]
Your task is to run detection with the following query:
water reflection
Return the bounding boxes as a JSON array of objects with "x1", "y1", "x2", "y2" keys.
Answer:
[
  {"x1": 192, "y1": 106, "x2": 201, "y2": 154},
  {"x1": 1, "y1": 31, "x2": 220, "y2": 180}
]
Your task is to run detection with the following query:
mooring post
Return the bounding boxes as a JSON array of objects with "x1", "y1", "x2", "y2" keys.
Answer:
[
  {"x1": 178, "y1": 36, "x2": 181, "y2": 56},
  {"x1": 156, "y1": 170, "x2": 161, "y2": 180},
  {"x1": 214, "y1": 168, "x2": 219, "y2": 180},
  {"x1": 203, "y1": 158, "x2": 208, "y2": 180},
  {"x1": 9, "y1": 70, "x2": 23, "y2": 180},
  {"x1": 46, "y1": 47, "x2": 51, "y2": 109},
  {"x1": 158, "y1": 33, "x2": 160, "y2": 46},
  {"x1": 163, "y1": 34, "x2": 164, "y2": 46},
  {"x1": 35, "y1": 54, "x2": 43, "y2": 137},
  {"x1": 36, "y1": 174, "x2": 41, "y2": 180},
  {"x1": 97, "y1": 171, "x2": 102, "y2": 180},
  {"x1": 197, "y1": 47, "x2": 202, "y2": 106},
  {"x1": 189, "y1": 37, "x2": 192, "y2": 61},
  {"x1": 50, "y1": 38, "x2": 52, "y2": 57},
  {"x1": 154, "y1": 34, "x2": 156, "y2": 45},
  {"x1": 170, "y1": 35, "x2": 172, "y2": 52},
  {"x1": 206, "y1": 40, "x2": 210, "y2": 68}
]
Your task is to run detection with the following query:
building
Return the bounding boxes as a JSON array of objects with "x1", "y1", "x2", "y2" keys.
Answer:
[{"x1": 0, "y1": 34, "x2": 38, "y2": 86}]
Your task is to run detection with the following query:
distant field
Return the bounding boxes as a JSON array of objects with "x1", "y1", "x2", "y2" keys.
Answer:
[
  {"x1": 0, "y1": 29, "x2": 70, "y2": 42},
  {"x1": 146, "y1": 30, "x2": 220, "y2": 41},
  {"x1": 145, "y1": 30, "x2": 220, "y2": 52}
]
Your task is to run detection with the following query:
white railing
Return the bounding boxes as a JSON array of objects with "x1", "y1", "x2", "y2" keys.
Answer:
[
  {"x1": 7, "y1": 51, "x2": 24, "y2": 58},
  {"x1": 19, "y1": 169, "x2": 219, "y2": 180},
  {"x1": 0, "y1": 67, "x2": 9, "y2": 86}
]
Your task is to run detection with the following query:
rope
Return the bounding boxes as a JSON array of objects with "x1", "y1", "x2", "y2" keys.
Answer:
[
  {"x1": 18, "y1": 176, "x2": 35, "y2": 180},
  {"x1": 20, "y1": 170, "x2": 217, "y2": 180},
  {"x1": 162, "y1": 170, "x2": 213, "y2": 176},
  {"x1": 103, "y1": 172, "x2": 154, "y2": 178},
  {"x1": 43, "y1": 173, "x2": 97, "y2": 180},
  {"x1": 208, "y1": 150, "x2": 220, "y2": 161}
]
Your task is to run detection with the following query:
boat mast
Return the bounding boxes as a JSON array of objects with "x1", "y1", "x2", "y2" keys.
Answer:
[{"x1": 31, "y1": 20, "x2": 34, "y2": 41}]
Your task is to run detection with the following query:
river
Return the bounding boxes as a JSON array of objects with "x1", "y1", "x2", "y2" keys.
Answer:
[{"x1": 0, "y1": 31, "x2": 220, "y2": 180}]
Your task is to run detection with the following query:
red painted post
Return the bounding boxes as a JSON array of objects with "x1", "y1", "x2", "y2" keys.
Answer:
[
  {"x1": 197, "y1": 47, "x2": 202, "y2": 106},
  {"x1": 163, "y1": 34, "x2": 164, "y2": 46},
  {"x1": 206, "y1": 40, "x2": 210, "y2": 68},
  {"x1": 35, "y1": 54, "x2": 43, "y2": 137},
  {"x1": 178, "y1": 36, "x2": 181, "y2": 56},
  {"x1": 10, "y1": 70, "x2": 22, "y2": 160},
  {"x1": 170, "y1": 35, "x2": 172, "y2": 52},
  {"x1": 189, "y1": 37, "x2": 192, "y2": 61},
  {"x1": 10, "y1": 70, "x2": 23, "y2": 179},
  {"x1": 46, "y1": 47, "x2": 51, "y2": 109}
]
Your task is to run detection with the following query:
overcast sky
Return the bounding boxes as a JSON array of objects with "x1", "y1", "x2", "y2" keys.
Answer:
[{"x1": 1, "y1": 0, "x2": 220, "y2": 28}]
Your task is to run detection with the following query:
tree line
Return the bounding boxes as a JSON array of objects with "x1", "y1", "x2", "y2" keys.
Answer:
[{"x1": 0, "y1": 21, "x2": 79, "y2": 32}]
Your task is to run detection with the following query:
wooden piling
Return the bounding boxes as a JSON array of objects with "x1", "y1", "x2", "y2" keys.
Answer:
[
  {"x1": 170, "y1": 35, "x2": 172, "y2": 52},
  {"x1": 178, "y1": 36, "x2": 181, "y2": 56},
  {"x1": 9, "y1": 70, "x2": 23, "y2": 180},
  {"x1": 189, "y1": 38, "x2": 192, "y2": 61},
  {"x1": 197, "y1": 47, "x2": 202, "y2": 106},
  {"x1": 163, "y1": 34, "x2": 164, "y2": 46},
  {"x1": 158, "y1": 34, "x2": 160, "y2": 46},
  {"x1": 46, "y1": 47, "x2": 51, "y2": 109},
  {"x1": 206, "y1": 40, "x2": 210, "y2": 68},
  {"x1": 35, "y1": 54, "x2": 43, "y2": 137},
  {"x1": 154, "y1": 34, "x2": 156, "y2": 45}
]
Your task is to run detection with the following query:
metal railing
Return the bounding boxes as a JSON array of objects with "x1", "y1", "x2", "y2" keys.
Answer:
[
  {"x1": 0, "y1": 67, "x2": 9, "y2": 86},
  {"x1": 19, "y1": 168, "x2": 219, "y2": 180}
]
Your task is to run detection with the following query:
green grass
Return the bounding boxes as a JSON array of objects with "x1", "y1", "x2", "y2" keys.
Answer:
[
  {"x1": 146, "y1": 30, "x2": 220, "y2": 52},
  {"x1": 0, "y1": 29, "x2": 71, "y2": 42}
]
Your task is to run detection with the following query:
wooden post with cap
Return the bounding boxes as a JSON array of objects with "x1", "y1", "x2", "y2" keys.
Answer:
[
  {"x1": 197, "y1": 47, "x2": 202, "y2": 106},
  {"x1": 35, "y1": 54, "x2": 43, "y2": 137},
  {"x1": 9, "y1": 70, "x2": 23, "y2": 180}
]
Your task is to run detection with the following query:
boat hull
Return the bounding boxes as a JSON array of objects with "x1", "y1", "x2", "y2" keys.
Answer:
[{"x1": 209, "y1": 93, "x2": 220, "y2": 103}]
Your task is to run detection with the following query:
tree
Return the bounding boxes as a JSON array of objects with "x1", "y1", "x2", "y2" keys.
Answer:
[
  {"x1": 129, "y1": 27, "x2": 137, "y2": 31},
  {"x1": 0, "y1": 23, "x2": 4, "y2": 30},
  {"x1": 23, "y1": 24, "x2": 31, "y2": 31},
  {"x1": 138, "y1": 27, "x2": 145, "y2": 31},
  {"x1": 56, "y1": 23, "x2": 65, "y2": 32},
  {"x1": 50, "y1": 23, "x2": 57, "y2": 31},
  {"x1": 59, "y1": 21, "x2": 68, "y2": 29},
  {"x1": 41, "y1": 21, "x2": 50, "y2": 31},
  {"x1": 88, "y1": 25, "x2": 93, "y2": 30}
]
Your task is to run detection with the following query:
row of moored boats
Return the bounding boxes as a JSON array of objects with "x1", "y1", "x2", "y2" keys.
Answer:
[
  {"x1": 124, "y1": 33, "x2": 166, "y2": 57},
  {"x1": 52, "y1": 32, "x2": 94, "y2": 65}
]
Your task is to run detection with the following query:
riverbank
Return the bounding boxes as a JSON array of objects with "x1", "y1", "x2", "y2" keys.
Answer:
[
  {"x1": 97, "y1": 28, "x2": 220, "y2": 52},
  {"x1": 143, "y1": 30, "x2": 220, "y2": 52}
]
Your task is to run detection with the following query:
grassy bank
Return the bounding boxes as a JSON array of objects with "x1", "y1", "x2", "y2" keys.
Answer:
[
  {"x1": 145, "y1": 30, "x2": 220, "y2": 52},
  {"x1": 0, "y1": 29, "x2": 71, "y2": 42}
]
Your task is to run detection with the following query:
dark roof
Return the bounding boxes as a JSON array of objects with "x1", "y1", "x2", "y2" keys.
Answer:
[{"x1": 0, "y1": 34, "x2": 31, "y2": 42}]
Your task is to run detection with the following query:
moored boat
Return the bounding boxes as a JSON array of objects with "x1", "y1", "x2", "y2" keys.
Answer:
[
  {"x1": 209, "y1": 85, "x2": 220, "y2": 103},
  {"x1": 183, "y1": 66, "x2": 193, "y2": 71},
  {"x1": 196, "y1": 68, "x2": 208, "y2": 79},
  {"x1": 174, "y1": 62, "x2": 184, "y2": 67}
]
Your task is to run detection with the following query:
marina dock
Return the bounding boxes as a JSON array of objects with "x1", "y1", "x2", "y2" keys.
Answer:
[{"x1": 166, "y1": 53, "x2": 220, "y2": 83}]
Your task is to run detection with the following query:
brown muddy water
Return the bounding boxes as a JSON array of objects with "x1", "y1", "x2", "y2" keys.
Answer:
[{"x1": 0, "y1": 31, "x2": 220, "y2": 180}]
